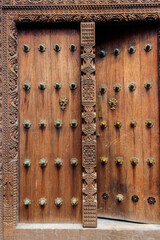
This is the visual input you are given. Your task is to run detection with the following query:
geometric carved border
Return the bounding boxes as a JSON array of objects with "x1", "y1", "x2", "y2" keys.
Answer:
[
  {"x1": 1, "y1": 0, "x2": 160, "y2": 239},
  {"x1": 81, "y1": 22, "x2": 97, "y2": 228}
]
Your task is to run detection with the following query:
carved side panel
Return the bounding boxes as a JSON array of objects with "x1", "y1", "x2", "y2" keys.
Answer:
[
  {"x1": 81, "y1": 22, "x2": 97, "y2": 228},
  {"x1": 2, "y1": 12, "x2": 18, "y2": 231}
]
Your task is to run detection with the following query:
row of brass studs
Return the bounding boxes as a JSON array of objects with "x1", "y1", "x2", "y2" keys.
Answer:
[
  {"x1": 23, "y1": 43, "x2": 77, "y2": 53},
  {"x1": 100, "y1": 157, "x2": 155, "y2": 167},
  {"x1": 98, "y1": 44, "x2": 152, "y2": 58},
  {"x1": 23, "y1": 120, "x2": 78, "y2": 129},
  {"x1": 23, "y1": 82, "x2": 78, "y2": 91},
  {"x1": 100, "y1": 120, "x2": 154, "y2": 129},
  {"x1": 99, "y1": 82, "x2": 152, "y2": 95},
  {"x1": 23, "y1": 158, "x2": 79, "y2": 168},
  {"x1": 24, "y1": 197, "x2": 78, "y2": 207},
  {"x1": 101, "y1": 193, "x2": 156, "y2": 205},
  {"x1": 24, "y1": 119, "x2": 153, "y2": 130}
]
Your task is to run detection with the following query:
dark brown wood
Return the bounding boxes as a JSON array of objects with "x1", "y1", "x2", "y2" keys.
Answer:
[
  {"x1": 18, "y1": 26, "x2": 81, "y2": 223},
  {"x1": 96, "y1": 25, "x2": 160, "y2": 223}
]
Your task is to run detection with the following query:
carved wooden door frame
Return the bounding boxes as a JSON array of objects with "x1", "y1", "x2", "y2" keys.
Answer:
[{"x1": 1, "y1": 0, "x2": 160, "y2": 239}]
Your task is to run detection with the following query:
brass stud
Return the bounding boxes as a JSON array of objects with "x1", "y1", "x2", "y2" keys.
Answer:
[
  {"x1": 23, "y1": 44, "x2": 30, "y2": 53},
  {"x1": 114, "y1": 120, "x2": 122, "y2": 128},
  {"x1": 145, "y1": 119, "x2": 154, "y2": 128},
  {"x1": 113, "y1": 48, "x2": 121, "y2": 56},
  {"x1": 116, "y1": 194, "x2": 124, "y2": 202},
  {"x1": 128, "y1": 82, "x2": 137, "y2": 92},
  {"x1": 113, "y1": 83, "x2": 121, "y2": 93},
  {"x1": 131, "y1": 195, "x2": 139, "y2": 203},
  {"x1": 146, "y1": 158, "x2": 155, "y2": 167},
  {"x1": 130, "y1": 157, "x2": 139, "y2": 166},
  {"x1": 99, "y1": 85, "x2": 107, "y2": 94},
  {"x1": 54, "y1": 82, "x2": 61, "y2": 90},
  {"x1": 130, "y1": 120, "x2": 137, "y2": 128},
  {"x1": 144, "y1": 82, "x2": 152, "y2": 90},
  {"x1": 55, "y1": 158, "x2": 63, "y2": 168},
  {"x1": 23, "y1": 82, "x2": 31, "y2": 91},
  {"x1": 100, "y1": 121, "x2": 107, "y2": 129},
  {"x1": 144, "y1": 44, "x2": 152, "y2": 52},
  {"x1": 70, "y1": 120, "x2": 78, "y2": 128},
  {"x1": 23, "y1": 159, "x2": 31, "y2": 168},
  {"x1": 23, "y1": 120, "x2": 31, "y2": 129},
  {"x1": 102, "y1": 193, "x2": 109, "y2": 201},
  {"x1": 100, "y1": 157, "x2": 108, "y2": 165},
  {"x1": 69, "y1": 82, "x2": 77, "y2": 90},
  {"x1": 115, "y1": 156, "x2": 123, "y2": 165},
  {"x1": 39, "y1": 82, "x2": 46, "y2": 90},
  {"x1": 71, "y1": 197, "x2": 78, "y2": 206},
  {"x1": 128, "y1": 46, "x2": 136, "y2": 54},
  {"x1": 70, "y1": 158, "x2": 78, "y2": 167},
  {"x1": 38, "y1": 44, "x2": 46, "y2": 52},
  {"x1": 108, "y1": 98, "x2": 117, "y2": 110},
  {"x1": 55, "y1": 197, "x2": 63, "y2": 207},
  {"x1": 39, "y1": 120, "x2": 47, "y2": 129},
  {"x1": 70, "y1": 44, "x2": 77, "y2": 52},
  {"x1": 98, "y1": 49, "x2": 106, "y2": 58},
  {"x1": 54, "y1": 120, "x2": 62, "y2": 129},
  {"x1": 147, "y1": 197, "x2": 156, "y2": 205},
  {"x1": 39, "y1": 198, "x2": 47, "y2": 207},
  {"x1": 24, "y1": 198, "x2": 31, "y2": 207},
  {"x1": 39, "y1": 158, "x2": 47, "y2": 168},
  {"x1": 54, "y1": 44, "x2": 61, "y2": 52}
]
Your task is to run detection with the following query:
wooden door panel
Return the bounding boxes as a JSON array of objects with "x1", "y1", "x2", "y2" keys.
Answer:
[
  {"x1": 96, "y1": 25, "x2": 160, "y2": 223},
  {"x1": 18, "y1": 26, "x2": 81, "y2": 223}
]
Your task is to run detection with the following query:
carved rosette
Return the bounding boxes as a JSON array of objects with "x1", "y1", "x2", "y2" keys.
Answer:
[{"x1": 81, "y1": 22, "x2": 97, "y2": 228}]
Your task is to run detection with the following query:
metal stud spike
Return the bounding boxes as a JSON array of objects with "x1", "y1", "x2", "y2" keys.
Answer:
[
  {"x1": 55, "y1": 158, "x2": 63, "y2": 168},
  {"x1": 38, "y1": 44, "x2": 46, "y2": 52},
  {"x1": 39, "y1": 158, "x2": 47, "y2": 168},
  {"x1": 39, "y1": 198, "x2": 47, "y2": 207},
  {"x1": 98, "y1": 49, "x2": 106, "y2": 58},
  {"x1": 23, "y1": 120, "x2": 31, "y2": 129},
  {"x1": 71, "y1": 197, "x2": 78, "y2": 206},
  {"x1": 23, "y1": 44, "x2": 30, "y2": 53},
  {"x1": 70, "y1": 158, "x2": 78, "y2": 167},
  {"x1": 55, "y1": 197, "x2": 63, "y2": 207},
  {"x1": 54, "y1": 44, "x2": 61, "y2": 52},
  {"x1": 70, "y1": 44, "x2": 77, "y2": 52},
  {"x1": 100, "y1": 157, "x2": 108, "y2": 165},
  {"x1": 116, "y1": 194, "x2": 124, "y2": 202},
  {"x1": 23, "y1": 159, "x2": 31, "y2": 168},
  {"x1": 128, "y1": 46, "x2": 136, "y2": 54},
  {"x1": 23, "y1": 82, "x2": 31, "y2": 91},
  {"x1": 24, "y1": 198, "x2": 31, "y2": 207}
]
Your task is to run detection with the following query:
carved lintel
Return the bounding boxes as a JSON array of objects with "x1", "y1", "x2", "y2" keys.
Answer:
[{"x1": 81, "y1": 22, "x2": 97, "y2": 228}]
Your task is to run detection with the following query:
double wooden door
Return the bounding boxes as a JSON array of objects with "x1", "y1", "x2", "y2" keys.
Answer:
[{"x1": 18, "y1": 23, "x2": 160, "y2": 225}]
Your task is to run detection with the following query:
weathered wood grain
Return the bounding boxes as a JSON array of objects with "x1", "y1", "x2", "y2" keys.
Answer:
[
  {"x1": 18, "y1": 26, "x2": 81, "y2": 223},
  {"x1": 96, "y1": 25, "x2": 160, "y2": 223}
]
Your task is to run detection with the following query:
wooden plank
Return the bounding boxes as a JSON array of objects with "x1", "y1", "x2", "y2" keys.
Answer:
[
  {"x1": 18, "y1": 26, "x2": 81, "y2": 223},
  {"x1": 96, "y1": 25, "x2": 160, "y2": 223}
]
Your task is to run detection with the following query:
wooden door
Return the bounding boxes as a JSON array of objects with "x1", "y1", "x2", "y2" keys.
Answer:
[
  {"x1": 18, "y1": 26, "x2": 82, "y2": 223},
  {"x1": 96, "y1": 25, "x2": 160, "y2": 223}
]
